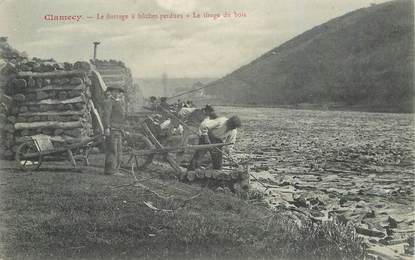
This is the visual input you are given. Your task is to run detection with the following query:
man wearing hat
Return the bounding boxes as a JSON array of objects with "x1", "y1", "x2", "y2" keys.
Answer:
[
  {"x1": 102, "y1": 85, "x2": 126, "y2": 175},
  {"x1": 188, "y1": 115, "x2": 241, "y2": 170}
]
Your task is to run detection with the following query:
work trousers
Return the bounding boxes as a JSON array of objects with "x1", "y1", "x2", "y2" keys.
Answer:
[
  {"x1": 104, "y1": 130, "x2": 123, "y2": 175},
  {"x1": 188, "y1": 133, "x2": 223, "y2": 170}
]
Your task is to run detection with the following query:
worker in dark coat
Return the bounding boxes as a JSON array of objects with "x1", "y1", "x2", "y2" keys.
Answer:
[{"x1": 102, "y1": 85, "x2": 126, "y2": 175}]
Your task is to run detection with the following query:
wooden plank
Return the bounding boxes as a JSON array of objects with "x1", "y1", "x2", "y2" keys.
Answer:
[
  {"x1": 19, "y1": 110, "x2": 85, "y2": 117},
  {"x1": 89, "y1": 99, "x2": 104, "y2": 134},
  {"x1": 25, "y1": 84, "x2": 86, "y2": 93},
  {"x1": 15, "y1": 121, "x2": 82, "y2": 130},
  {"x1": 21, "y1": 96, "x2": 85, "y2": 105},
  {"x1": 17, "y1": 70, "x2": 87, "y2": 78}
]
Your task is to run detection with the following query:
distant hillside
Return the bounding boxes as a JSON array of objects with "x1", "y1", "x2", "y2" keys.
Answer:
[
  {"x1": 206, "y1": 0, "x2": 414, "y2": 112},
  {"x1": 135, "y1": 77, "x2": 216, "y2": 98}
]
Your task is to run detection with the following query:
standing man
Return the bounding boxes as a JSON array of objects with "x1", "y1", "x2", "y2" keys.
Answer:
[
  {"x1": 188, "y1": 115, "x2": 241, "y2": 170},
  {"x1": 102, "y1": 85, "x2": 126, "y2": 175}
]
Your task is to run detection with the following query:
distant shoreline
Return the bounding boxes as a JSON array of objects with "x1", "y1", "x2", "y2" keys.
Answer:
[{"x1": 208, "y1": 103, "x2": 414, "y2": 114}]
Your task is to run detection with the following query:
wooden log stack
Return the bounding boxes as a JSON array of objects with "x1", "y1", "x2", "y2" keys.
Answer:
[
  {"x1": 1, "y1": 51, "x2": 94, "y2": 158},
  {"x1": 92, "y1": 59, "x2": 134, "y2": 113},
  {"x1": 185, "y1": 167, "x2": 250, "y2": 192}
]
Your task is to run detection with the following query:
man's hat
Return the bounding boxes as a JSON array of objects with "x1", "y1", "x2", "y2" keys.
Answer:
[
  {"x1": 227, "y1": 115, "x2": 242, "y2": 129},
  {"x1": 204, "y1": 105, "x2": 215, "y2": 112}
]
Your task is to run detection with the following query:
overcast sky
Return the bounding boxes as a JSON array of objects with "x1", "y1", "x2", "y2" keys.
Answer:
[{"x1": 0, "y1": 0, "x2": 389, "y2": 78}]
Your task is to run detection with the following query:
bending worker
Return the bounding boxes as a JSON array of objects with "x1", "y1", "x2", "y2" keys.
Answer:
[
  {"x1": 102, "y1": 85, "x2": 126, "y2": 175},
  {"x1": 188, "y1": 115, "x2": 241, "y2": 170}
]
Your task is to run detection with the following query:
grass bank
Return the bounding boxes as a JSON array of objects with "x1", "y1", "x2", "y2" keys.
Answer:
[{"x1": 0, "y1": 165, "x2": 364, "y2": 259}]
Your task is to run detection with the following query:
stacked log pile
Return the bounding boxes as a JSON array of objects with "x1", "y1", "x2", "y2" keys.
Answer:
[
  {"x1": 0, "y1": 38, "x2": 94, "y2": 158},
  {"x1": 92, "y1": 59, "x2": 134, "y2": 112},
  {"x1": 185, "y1": 168, "x2": 250, "y2": 192},
  {"x1": 0, "y1": 37, "x2": 27, "y2": 158}
]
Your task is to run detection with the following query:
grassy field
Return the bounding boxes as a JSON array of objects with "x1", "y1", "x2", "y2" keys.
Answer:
[{"x1": 0, "y1": 157, "x2": 364, "y2": 260}]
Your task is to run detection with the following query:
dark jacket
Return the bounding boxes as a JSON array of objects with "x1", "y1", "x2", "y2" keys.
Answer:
[{"x1": 102, "y1": 95, "x2": 126, "y2": 130}]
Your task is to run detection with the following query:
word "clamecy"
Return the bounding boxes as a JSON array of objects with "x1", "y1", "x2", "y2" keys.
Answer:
[{"x1": 44, "y1": 15, "x2": 83, "y2": 22}]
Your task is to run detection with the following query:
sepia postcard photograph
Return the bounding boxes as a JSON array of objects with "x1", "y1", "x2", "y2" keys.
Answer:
[{"x1": 0, "y1": 0, "x2": 413, "y2": 259}]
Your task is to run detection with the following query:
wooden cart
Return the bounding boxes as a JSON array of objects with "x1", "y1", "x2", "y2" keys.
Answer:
[{"x1": 15, "y1": 135, "x2": 102, "y2": 170}]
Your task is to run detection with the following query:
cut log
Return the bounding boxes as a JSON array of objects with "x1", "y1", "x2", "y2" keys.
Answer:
[
  {"x1": 12, "y1": 94, "x2": 25, "y2": 102},
  {"x1": 17, "y1": 70, "x2": 86, "y2": 78},
  {"x1": 58, "y1": 91, "x2": 68, "y2": 100},
  {"x1": 26, "y1": 93, "x2": 36, "y2": 101},
  {"x1": 10, "y1": 106, "x2": 20, "y2": 115},
  {"x1": 195, "y1": 169, "x2": 204, "y2": 179},
  {"x1": 54, "y1": 129, "x2": 64, "y2": 136},
  {"x1": 187, "y1": 171, "x2": 196, "y2": 182},
  {"x1": 70, "y1": 77, "x2": 83, "y2": 85},
  {"x1": 32, "y1": 116, "x2": 41, "y2": 122},
  {"x1": 3, "y1": 124, "x2": 15, "y2": 133},
  {"x1": 60, "y1": 78, "x2": 70, "y2": 85},
  {"x1": 15, "y1": 135, "x2": 85, "y2": 144},
  {"x1": 43, "y1": 78, "x2": 51, "y2": 85},
  {"x1": 56, "y1": 104, "x2": 65, "y2": 111},
  {"x1": 20, "y1": 129, "x2": 31, "y2": 136},
  {"x1": 74, "y1": 61, "x2": 91, "y2": 71},
  {"x1": 64, "y1": 104, "x2": 74, "y2": 111},
  {"x1": 39, "y1": 104, "x2": 49, "y2": 112},
  {"x1": 19, "y1": 106, "x2": 28, "y2": 113},
  {"x1": 12, "y1": 78, "x2": 27, "y2": 88},
  {"x1": 7, "y1": 116, "x2": 16, "y2": 123},
  {"x1": 73, "y1": 103, "x2": 83, "y2": 110},
  {"x1": 1, "y1": 95, "x2": 12, "y2": 109},
  {"x1": 52, "y1": 78, "x2": 61, "y2": 85},
  {"x1": 26, "y1": 84, "x2": 86, "y2": 93},
  {"x1": 14, "y1": 121, "x2": 82, "y2": 130},
  {"x1": 28, "y1": 106, "x2": 39, "y2": 112},
  {"x1": 6, "y1": 133, "x2": 14, "y2": 140},
  {"x1": 37, "y1": 91, "x2": 49, "y2": 100},
  {"x1": 36, "y1": 78, "x2": 43, "y2": 88},
  {"x1": 69, "y1": 89, "x2": 82, "y2": 98},
  {"x1": 204, "y1": 170, "x2": 212, "y2": 178},
  {"x1": 16, "y1": 116, "x2": 26, "y2": 123},
  {"x1": 64, "y1": 128, "x2": 83, "y2": 137},
  {"x1": 212, "y1": 170, "x2": 221, "y2": 179},
  {"x1": 41, "y1": 128, "x2": 53, "y2": 135},
  {"x1": 18, "y1": 110, "x2": 85, "y2": 117},
  {"x1": 27, "y1": 77, "x2": 36, "y2": 88},
  {"x1": 21, "y1": 95, "x2": 84, "y2": 105},
  {"x1": 231, "y1": 171, "x2": 240, "y2": 180}
]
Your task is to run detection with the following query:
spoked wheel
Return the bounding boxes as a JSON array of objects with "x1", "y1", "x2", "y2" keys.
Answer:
[
  {"x1": 123, "y1": 133, "x2": 155, "y2": 170},
  {"x1": 15, "y1": 141, "x2": 42, "y2": 171}
]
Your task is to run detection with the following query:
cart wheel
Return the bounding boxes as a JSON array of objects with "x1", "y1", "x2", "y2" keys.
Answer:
[
  {"x1": 124, "y1": 133, "x2": 154, "y2": 170},
  {"x1": 15, "y1": 141, "x2": 42, "y2": 171}
]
